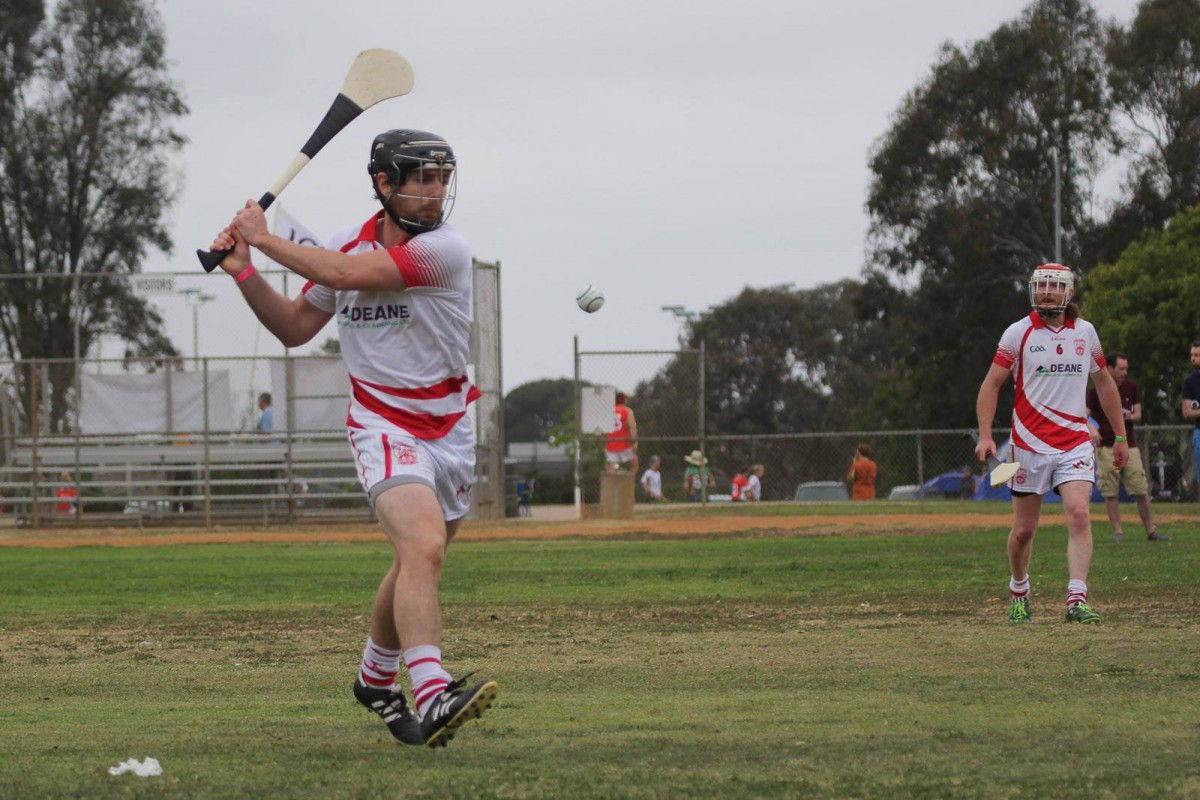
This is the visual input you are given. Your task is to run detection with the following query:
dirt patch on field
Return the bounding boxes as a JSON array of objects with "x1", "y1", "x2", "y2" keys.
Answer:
[{"x1": 4, "y1": 509, "x2": 1184, "y2": 548}]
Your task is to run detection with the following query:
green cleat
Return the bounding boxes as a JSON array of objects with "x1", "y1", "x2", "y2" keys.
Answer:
[
  {"x1": 1008, "y1": 596, "x2": 1031, "y2": 623},
  {"x1": 1065, "y1": 601, "x2": 1102, "y2": 624}
]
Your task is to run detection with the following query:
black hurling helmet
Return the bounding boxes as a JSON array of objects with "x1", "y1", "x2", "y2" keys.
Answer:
[{"x1": 367, "y1": 129, "x2": 457, "y2": 234}]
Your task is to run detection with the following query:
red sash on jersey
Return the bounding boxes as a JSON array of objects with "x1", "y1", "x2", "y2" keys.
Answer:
[{"x1": 348, "y1": 374, "x2": 481, "y2": 439}]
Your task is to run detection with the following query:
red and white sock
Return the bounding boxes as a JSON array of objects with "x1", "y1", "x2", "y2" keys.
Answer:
[
  {"x1": 405, "y1": 645, "x2": 452, "y2": 717},
  {"x1": 1066, "y1": 579, "x2": 1088, "y2": 607},
  {"x1": 1009, "y1": 575, "x2": 1030, "y2": 599},
  {"x1": 359, "y1": 638, "x2": 401, "y2": 690}
]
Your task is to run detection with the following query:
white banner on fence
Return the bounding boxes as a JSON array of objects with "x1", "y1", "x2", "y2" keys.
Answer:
[
  {"x1": 268, "y1": 358, "x2": 349, "y2": 431},
  {"x1": 580, "y1": 385, "x2": 617, "y2": 434},
  {"x1": 80, "y1": 370, "x2": 234, "y2": 434}
]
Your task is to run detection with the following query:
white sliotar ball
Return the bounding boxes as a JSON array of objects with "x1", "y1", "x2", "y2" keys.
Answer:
[{"x1": 576, "y1": 285, "x2": 605, "y2": 313}]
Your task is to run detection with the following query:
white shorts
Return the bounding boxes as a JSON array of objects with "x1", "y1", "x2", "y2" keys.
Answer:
[
  {"x1": 605, "y1": 448, "x2": 635, "y2": 465},
  {"x1": 347, "y1": 415, "x2": 475, "y2": 521},
  {"x1": 1009, "y1": 441, "x2": 1096, "y2": 496}
]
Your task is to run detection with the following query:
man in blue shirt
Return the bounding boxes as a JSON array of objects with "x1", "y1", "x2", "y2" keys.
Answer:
[
  {"x1": 256, "y1": 392, "x2": 274, "y2": 437},
  {"x1": 1181, "y1": 343, "x2": 1200, "y2": 498}
]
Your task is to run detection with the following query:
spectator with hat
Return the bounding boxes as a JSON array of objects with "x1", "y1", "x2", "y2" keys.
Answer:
[{"x1": 683, "y1": 450, "x2": 715, "y2": 502}]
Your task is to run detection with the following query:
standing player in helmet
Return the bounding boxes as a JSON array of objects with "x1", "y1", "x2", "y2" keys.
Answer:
[
  {"x1": 974, "y1": 264, "x2": 1128, "y2": 625},
  {"x1": 208, "y1": 130, "x2": 497, "y2": 748}
]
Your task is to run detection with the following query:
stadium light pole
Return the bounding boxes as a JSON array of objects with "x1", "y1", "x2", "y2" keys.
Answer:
[
  {"x1": 179, "y1": 288, "x2": 216, "y2": 369},
  {"x1": 660, "y1": 305, "x2": 698, "y2": 345},
  {"x1": 1052, "y1": 147, "x2": 1062, "y2": 263},
  {"x1": 661, "y1": 305, "x2": 699, "y2": 328}
]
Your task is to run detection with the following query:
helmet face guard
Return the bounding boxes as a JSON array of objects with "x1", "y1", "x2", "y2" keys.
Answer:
[
  {"x1": 1028, "y1": 264, "x2": 1074, "y2": 317},
  {"x1": 368, "y1": 129, "x2": 457, "y2": 234}
]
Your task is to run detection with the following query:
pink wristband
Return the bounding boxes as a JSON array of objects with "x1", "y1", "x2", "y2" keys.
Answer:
[{"x1": 234, "y1": 264, "x2": 257, "y2": 285}]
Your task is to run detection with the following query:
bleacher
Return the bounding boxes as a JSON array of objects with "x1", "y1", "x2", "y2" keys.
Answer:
[{"x1": 0, "y1": 432, "x2": 370, "y2": 526}]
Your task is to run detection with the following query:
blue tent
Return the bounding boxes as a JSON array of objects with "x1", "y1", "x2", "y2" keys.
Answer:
[{"x1": 922, "y1": 471, "x2": 977, "y2": 498}]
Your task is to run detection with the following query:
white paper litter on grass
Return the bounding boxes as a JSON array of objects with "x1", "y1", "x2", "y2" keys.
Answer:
[{"x1": 108, "y1": 757, "x2": 162, "y2": 777}]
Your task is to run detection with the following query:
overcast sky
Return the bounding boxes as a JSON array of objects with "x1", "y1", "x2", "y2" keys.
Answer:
[{"x1": 142, "y1": 0, "x2": 1142, "y2": 394}]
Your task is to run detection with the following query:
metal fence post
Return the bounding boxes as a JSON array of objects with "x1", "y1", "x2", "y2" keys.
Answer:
[
  {"x1": 573, "y1": 335, "x2": 582, "y2": 519},
  {"x1": 699, "y1": 340, "x2": 707, "y2": 512},
  {"x1": 164, "y1": 361, "x2": 174, "y2": 436},
  {"x1": 916, "y1": 430, "x2": 925, "y2": 512},
  {"x1": 73, "y1": 354, "x2": 82, "y2": 521},
  {"x1": 203, "y1": 357, "x2": 212, "y2": 528},
  {"x1": 29, "y1": 361, "x2": 40, "y2": 527},
  {"x1": 285, "y1": 353, "x2": 296, "y2": 524}
]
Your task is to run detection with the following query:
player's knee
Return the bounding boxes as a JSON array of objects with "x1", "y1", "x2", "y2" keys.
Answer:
[
  {"x1": 1064, "y1": 504, "x2": 1091, "y2": 532},
  {"x1": 1010, "y1": 526, "x2": 1035, "y2": 546},
  {"x1": 414, "y1": 538, "x2": 446, "y2": 572},
  {"x1": 395, "y1": 531, "x2": 447, "y2": 574}
]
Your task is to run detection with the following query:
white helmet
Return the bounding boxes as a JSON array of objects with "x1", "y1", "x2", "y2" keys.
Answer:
[{"x1": 1029, "y1": 263, "x2": 1074, "y2": 316}]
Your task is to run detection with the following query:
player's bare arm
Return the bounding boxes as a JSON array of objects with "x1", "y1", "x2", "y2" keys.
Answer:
[
  {"x1": 974, "y1": 362, "x2": 1009, "y2": 463},
  {"x1": 209, "y1": 223, "x2": 333, "y2": 347},
  {"x1": 1182, "y1": 398, "x2": 1200, "y2": 421},
  {"x1": 1092, "y1": 367, "x2": 1130, "y2": 469},
  {"x1": 231, "y1": 201, "x2": 411, "y2": 293}
]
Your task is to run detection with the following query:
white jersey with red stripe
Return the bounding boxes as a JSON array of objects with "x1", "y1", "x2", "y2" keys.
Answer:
[
  {"x1": 301, "y1": 211, "x2": 481, "y2": 439},
  {"x1": 992, "y1": 311, "x2": 1106, "y2": 455}
]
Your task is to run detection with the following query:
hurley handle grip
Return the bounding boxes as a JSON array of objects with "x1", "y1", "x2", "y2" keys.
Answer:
[
  {"x1": 962, "y1": 430, "x2": 1003, "y2": 471},
  {"x1": 195, "y1": 191, "x2": 277, "y2": 272}
]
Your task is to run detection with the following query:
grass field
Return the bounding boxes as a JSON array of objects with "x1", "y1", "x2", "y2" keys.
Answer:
[{"x1": 1, "y1": 504, "x2": 1199, "y2": 798}]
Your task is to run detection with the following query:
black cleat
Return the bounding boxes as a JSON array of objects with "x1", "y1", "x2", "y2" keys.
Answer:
[
  {"x1": 354, "y1": 677, "x2": 422, "y2": 745},
  {"x1": 1147, "y1": 531, "x2": 1171, "y2": 541},
  {"x1": 418, "y1": 673, "x2": 499, "y2": 748}
]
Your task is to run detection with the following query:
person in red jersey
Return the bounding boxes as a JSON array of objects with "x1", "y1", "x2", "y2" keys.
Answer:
[
  {"x1": 605, "y1": 391, "x2": 638, "y2": 473},
  {"x1": 975, "y1": 264, "x2": 1127, "y2": 626}
]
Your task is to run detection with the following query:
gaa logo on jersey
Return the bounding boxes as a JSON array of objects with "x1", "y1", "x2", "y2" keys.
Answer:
[
  {"x1": 1074, "y1": 339, "x2": 1086, "y2": 356},
  {"x1": 391, "y1": 441, "x2": 418, "y2": 466}
]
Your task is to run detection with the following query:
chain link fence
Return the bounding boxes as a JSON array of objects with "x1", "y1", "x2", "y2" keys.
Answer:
[
  {"x1": 702, "y1": 427, "x2": 1196, "y2": 503},
  {"x1": 569, "y1": 343, "x2": 1199, "y2": 511},
  {"x1": 574, "y1": 341, "x2": 704, "y2": 508},
  {"x1": 0, "y1": 353, "x2": 504, "y2": 528},
  {"x1": 0, "y1": 257, "x2": 504, "y2": 528}
]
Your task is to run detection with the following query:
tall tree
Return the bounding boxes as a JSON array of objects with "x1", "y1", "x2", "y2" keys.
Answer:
[
  {"x1": 1092, "y1": 0, "x2": 1200, "y2": 265},
  {"x1": 1084, "y1": 205, "x2": 1200, "y2": 422},
  {"x1": 503, "y1": 378, "x2": 576, "y2": 443},
  {"x1": 866, "y1": 0, "x2": 1114, "y2": 427},
  {"x1": 632, "y1": 282, "x2": 898, "y2": 438},
  {"x1": 0, "y1": 1, "x2": 43, "y2": 122},
  {"x1": 0, "y1": 0, "x2": 185, "y2": 431}
]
